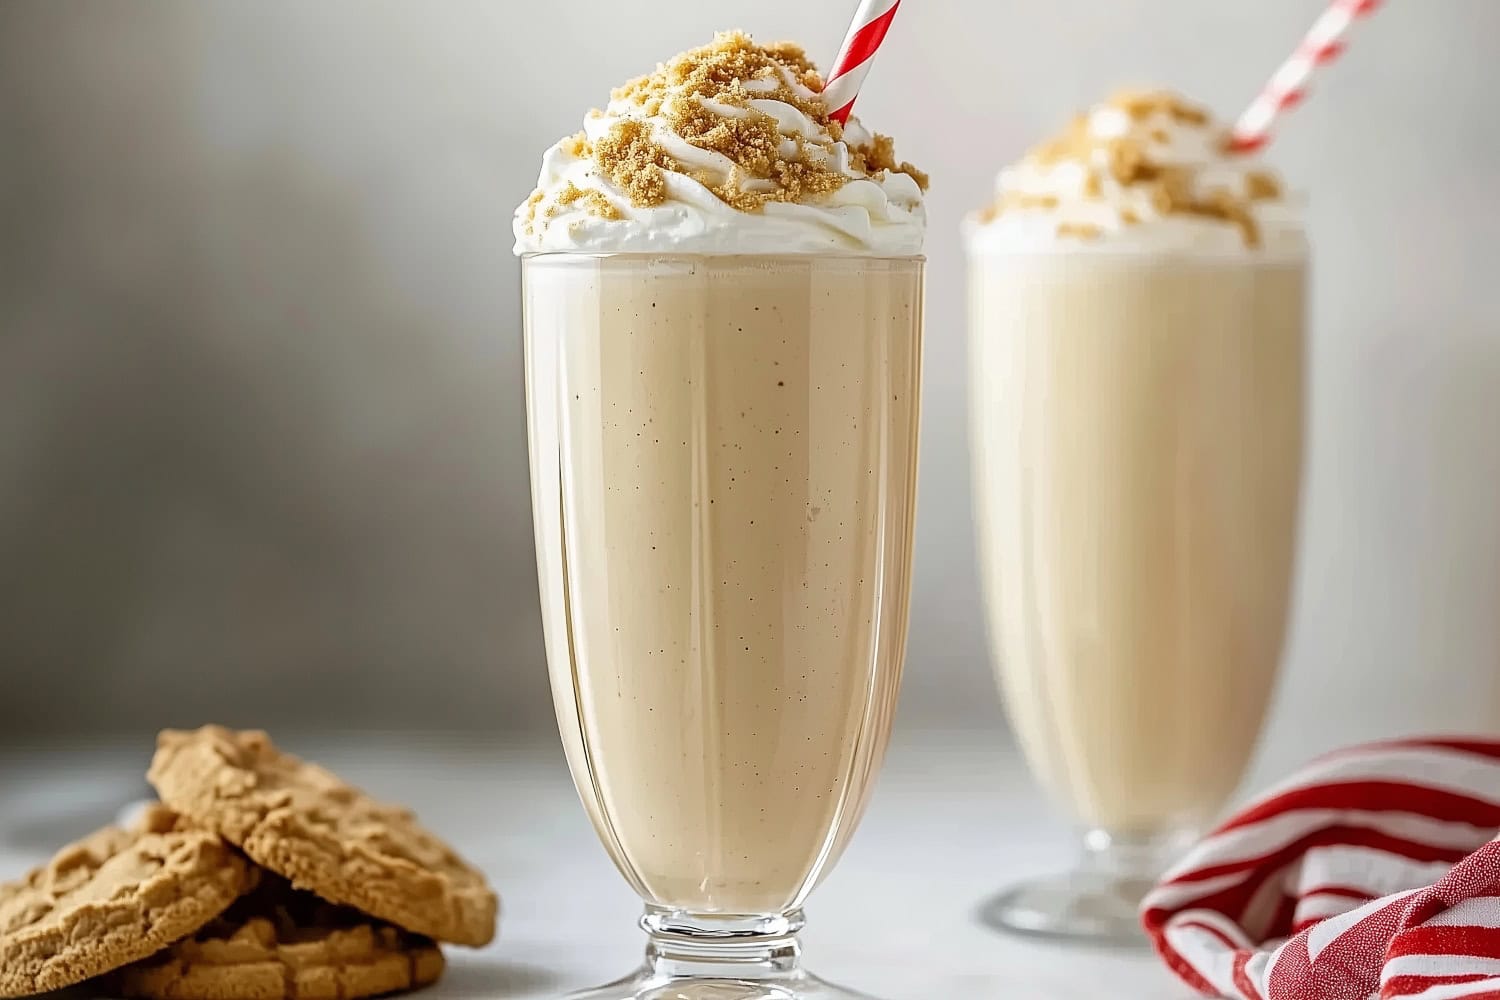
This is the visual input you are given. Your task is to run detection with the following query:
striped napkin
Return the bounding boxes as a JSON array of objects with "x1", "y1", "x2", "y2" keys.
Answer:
[{"x1": 1141, "y1": 738, "x2": 1500, "y2": 1000}]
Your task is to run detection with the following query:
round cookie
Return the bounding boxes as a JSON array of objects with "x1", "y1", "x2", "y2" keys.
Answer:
[
  {"x1": 114, "y1": 879, "x2": 444, "y2": 1000},
  {"x1": 0, "y1": 804, "x2": 256, "y2": 998},
  {"x1": 148, "y1": 726, "x2": 497, "y2": 947}
]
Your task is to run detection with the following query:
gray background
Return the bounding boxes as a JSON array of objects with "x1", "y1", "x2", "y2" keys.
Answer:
[{"x1": 1, "y1": 1, "x2": 1497, "y2": 769}]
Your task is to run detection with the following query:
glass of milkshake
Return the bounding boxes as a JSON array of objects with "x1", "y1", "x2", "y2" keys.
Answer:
[
  {"x1": 964, "y1": 90, "x2": 1306, "y2": 944},
  {"x1": 515, "y1": 32, "x2": 926, "y2": 1000}
]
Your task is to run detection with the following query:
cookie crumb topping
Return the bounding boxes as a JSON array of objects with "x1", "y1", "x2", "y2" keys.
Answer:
[
  {"x1": 520, "y1": 30, "x2": 926, "y2": 230},
  {"x1": 977, "y1": 89, "x2": 1289, "y2": 249}
]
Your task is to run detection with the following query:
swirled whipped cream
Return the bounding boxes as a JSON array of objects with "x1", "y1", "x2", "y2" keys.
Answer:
[
  {"x1": 514, "y1": 31, "x2": 928, "y2": 256},
  {"x1": 966, "y1": 90, "x2": 1304, "y2": 256}
]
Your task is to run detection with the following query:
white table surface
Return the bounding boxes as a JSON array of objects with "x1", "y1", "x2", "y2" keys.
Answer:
[{"x1": 0, "y1": 728, "x2": 1202, "y2": 1000}]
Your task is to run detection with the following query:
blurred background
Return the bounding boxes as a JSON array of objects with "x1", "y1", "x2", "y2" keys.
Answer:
[{"x1": 1, "y1": 0, "x2": 1497, "y2": 771}]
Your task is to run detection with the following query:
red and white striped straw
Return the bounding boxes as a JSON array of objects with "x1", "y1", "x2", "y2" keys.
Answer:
[
  {"x1": 1228, "y1": 0, "x2": 1381, "y2": 153},
  {"x1": 820, "y1": 0, "x2": 901, "y2": 125}
]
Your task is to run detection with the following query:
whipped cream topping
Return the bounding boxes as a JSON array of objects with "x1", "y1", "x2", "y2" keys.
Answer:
[
  {"x1": 514, "y1": 32, "x2": 927, "y2": 256},
  {"x1": 966, "y1": 90, "x2": 1305, "y2": 256}
]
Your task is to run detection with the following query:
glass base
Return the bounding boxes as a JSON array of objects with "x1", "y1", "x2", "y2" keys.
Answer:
[
  {"x1": 978, "y1": 870, "x2": 1155, "y2": 946},
  {"x1": 978, "y1": 828, "x2": 1193, "y2": 947},
  {"x1": 565, "y1": 908, "x2": 886, "y2": 1000},
  {"x1": 564, "y1": 967, "x2": 881, "y2": 1000}
]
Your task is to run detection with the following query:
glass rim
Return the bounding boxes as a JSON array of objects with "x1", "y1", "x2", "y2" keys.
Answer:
[
  {"x1": 520, "y1": 251, "x2": 926, "y2": 264},
  {"x1": 961, "y1": 245, "x2": 1308, "y2": 264}
]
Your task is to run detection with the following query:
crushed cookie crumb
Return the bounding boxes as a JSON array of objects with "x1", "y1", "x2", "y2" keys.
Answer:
[
  {"x1": 553, "y1": 181, "x2": 621, "y2": 221},
  {"x1": 594, "y1": 120, "x2": 676, "y2": 207},
  {"x1": 1112, "y1": 91, "x2": 1160, "y2": 120},
  {"x1": 1009, "y1": 192, "x2": 1060, "y2": 211},
  {"x1": 587, "y1": 193, "x2": 621, "y2": 220},
  {"x1": 897, "y1": 161, "x2": 930, "y2": 191},
  {"x1": 1245, "y1": 170, "x2": 1282, "y2": 201},
  {"x1": 1056, "y1": 221, "x2": 1102, "y2": 240},
  {"x1": 848, "y1": 134, "x2": 889, "y2": 175},
  {"x1": 522, "y1": 189, "x2": 545, "y2": 233},
  {"x1": 845, "y1": 133, "x2": 928, "y2": 191},
  {"x1": 980, "y1": 191, "x2": 1061, "y2": 219},
  {"x1": 1105, "y1": 138, "x2": 1143, "y2": 184},
  {"x1": 1109, "y1": 89, "x2": 1211, "y2": 125},
  {"x1": 1188, "y1": 188, "x2": 1260, "y2": 247},
  {"x1": 1170, "y1": 102, "x2": 1209, "y2": 126}
]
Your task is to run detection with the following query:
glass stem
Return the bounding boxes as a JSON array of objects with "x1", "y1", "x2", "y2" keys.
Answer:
[
  {"x1": 1079, "y1": 827, "x2": 1194, "y2": 892},
  {"x1": 640, "y1": 906, "x2": 807, "y2": 982}
]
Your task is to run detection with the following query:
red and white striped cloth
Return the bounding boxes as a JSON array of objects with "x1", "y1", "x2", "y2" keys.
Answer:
[{"x1": 1142, "y1": 739, "x2": 1500, "y2": 1000}]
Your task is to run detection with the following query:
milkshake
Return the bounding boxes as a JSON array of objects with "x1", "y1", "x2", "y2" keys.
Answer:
[
  {"x1": 964, "y1": 90, "x2": 1306, "y2": 943},
  {"x1": 524, "y1": 254, "x2": 921, "y2": 915},
  {"x1": 515, "y1": 31, "x2": 925, "y2": 1000}
]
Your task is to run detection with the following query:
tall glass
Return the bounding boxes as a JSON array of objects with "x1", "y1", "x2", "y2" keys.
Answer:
[
  {"x1": 523, "y1": 253, "x2": 923, "y2": 999},
  {"x1": 966, "y1": 246, "x2": 1307, "y2": 944}
]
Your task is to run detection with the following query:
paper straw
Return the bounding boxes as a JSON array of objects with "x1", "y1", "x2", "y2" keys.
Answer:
[
  {"x1": 1228, "y1": 0, "x2": 1382, "y2": 154},
  {"x1": 821, "y1": 0, "x2": 902, "y2": 125}
]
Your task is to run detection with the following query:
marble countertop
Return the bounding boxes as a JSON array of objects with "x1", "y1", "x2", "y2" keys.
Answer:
[{"x1": 0, "y1": 728, "x2": 1197, "y2": 1000}]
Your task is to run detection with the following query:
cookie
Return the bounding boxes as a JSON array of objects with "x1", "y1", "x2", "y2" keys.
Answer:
[
  {"x1": 0, "y1": 804, "x2": 256, "y2": 998},
  {"x1": 148, "y1": 726, "x2": 497, "y2": 947},
  {"x1": 114, "y1": 878, "x2": 444, "y2": 1000}
]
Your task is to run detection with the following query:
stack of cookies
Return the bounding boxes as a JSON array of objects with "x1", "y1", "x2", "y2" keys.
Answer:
[{"x1": 0, "y1": 726, "x2": 498, "y2": 1000}]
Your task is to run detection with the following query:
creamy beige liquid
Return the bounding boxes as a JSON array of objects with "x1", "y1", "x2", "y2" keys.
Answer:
[
  {"x1": 524, "y1": 254, "x2": 921, "y2": 914},
  {"x1": 969, "y1": 251, "x2": 1305, "y2": 835}
]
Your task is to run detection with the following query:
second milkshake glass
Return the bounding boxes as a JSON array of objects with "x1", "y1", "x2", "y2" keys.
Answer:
[
  {"x1": 968, "y1": 246, "x2": 1307, "y2": 943},
  {"x1": 964, "y1": 88, "x2": 1309, "y2": 943},
  {"x1": 524, "y1": 253, "x2": 922, "y2": 1000}
]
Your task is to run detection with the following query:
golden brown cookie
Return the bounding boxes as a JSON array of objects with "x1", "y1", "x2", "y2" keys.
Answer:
[
  {"x1": 148, "y1": 726, "x2": 497, "y2": 947},
  {"x1": 114, "y1": 878, "x2": 444, "y2": 1000},
  {"x1": 0, "y1": 805, "x2": 256, "y2": 998}
]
